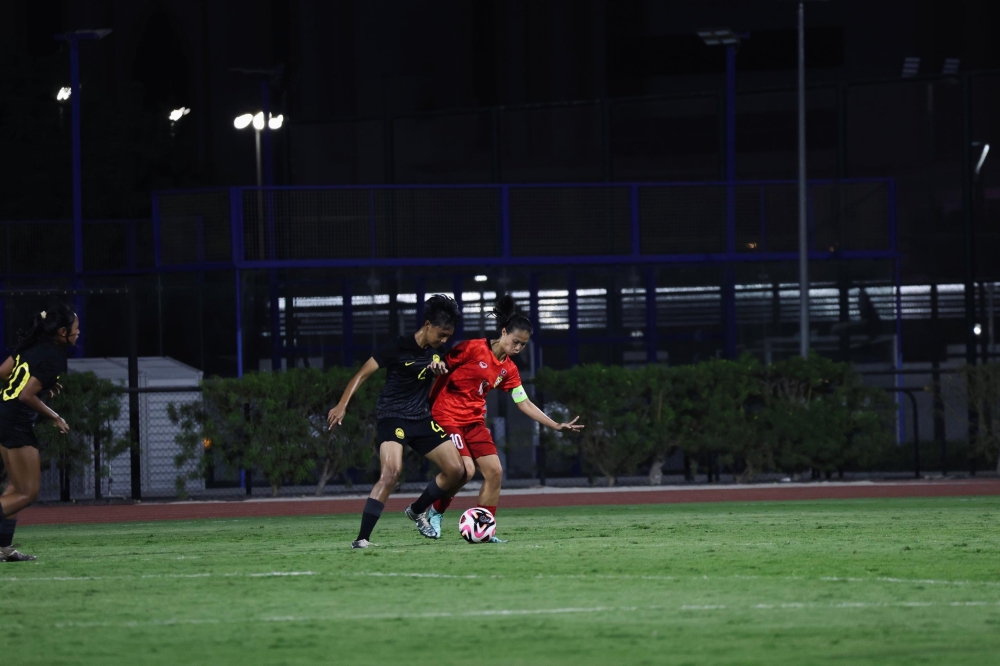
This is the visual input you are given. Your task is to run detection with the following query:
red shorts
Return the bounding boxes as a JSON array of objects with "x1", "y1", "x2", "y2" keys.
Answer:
[{"x1": 438, "y1": 421, "x2": 496, "y2": 459}]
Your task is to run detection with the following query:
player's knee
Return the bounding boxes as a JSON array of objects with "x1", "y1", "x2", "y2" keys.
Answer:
[
  {"x1": 485, "y1": 463, "x2": 503, "y2": 483},
  {"x1": 381, "y1": 466, "x2": 401, "y2": 485},
  {"x1": 441, "y1": 458, "x2": 465, "y2": 484}
]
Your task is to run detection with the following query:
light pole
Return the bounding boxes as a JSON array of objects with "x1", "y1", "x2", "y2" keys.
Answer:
[
  {"x1": 54, "y1": 29, "x2": 111, "y2": 278},
  {"x1": 792, "y1": 0, "x2": 828, "y2": 358},
  {"x1": 698, "y1": 27, "x2": 740, "y2": 359},
  {"x1": 54, "y1": 28, "x2": 112, "y2": 358},
  {"x1": 234, "y1": 111, "x2": 284, "y2": 258}
]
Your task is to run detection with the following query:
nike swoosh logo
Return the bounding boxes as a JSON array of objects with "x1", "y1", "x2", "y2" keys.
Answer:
[{"x1": 405, "y1": 361, "x2": 415, "y2": 366}]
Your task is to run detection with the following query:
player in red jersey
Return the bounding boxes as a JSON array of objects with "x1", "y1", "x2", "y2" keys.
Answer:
[{"x1": 426, "y1": 294, "x2": 583, "y2": 541}]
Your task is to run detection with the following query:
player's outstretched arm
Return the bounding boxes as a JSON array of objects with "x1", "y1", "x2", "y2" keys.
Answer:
[
  {"x1": 328, "y1": 357, "x2": 380, "y2": 429},
  {"x1": 514, "y1": 395, "x2": 584, "y2": 432}
]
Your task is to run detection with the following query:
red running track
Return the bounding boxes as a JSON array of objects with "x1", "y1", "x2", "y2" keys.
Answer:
[{"x1": 16, "y1": 479, "x2": 1000, "y2": 526}]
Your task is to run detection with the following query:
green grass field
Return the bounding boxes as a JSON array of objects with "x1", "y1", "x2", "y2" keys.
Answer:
[{"x1": 4, "y1": 497, "x2": 1000, "y2": 665}]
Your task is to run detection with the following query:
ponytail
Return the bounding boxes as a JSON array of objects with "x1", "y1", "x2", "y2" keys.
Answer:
[
  {"x1": 489, "y1": 294, "x2": 533, "y2": 336},
  {"x1": 13, "y1": 303, "x2": 77, "y2": 352}
]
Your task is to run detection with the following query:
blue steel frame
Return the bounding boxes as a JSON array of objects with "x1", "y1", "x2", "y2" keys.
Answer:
[{"x1": 40, "y1": 178, "x2": 898, "y2": 384}]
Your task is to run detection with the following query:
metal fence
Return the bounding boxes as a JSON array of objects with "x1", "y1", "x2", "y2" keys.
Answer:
[{"x1": 29, "y1": 369, "x2": 990, "y2": 504}]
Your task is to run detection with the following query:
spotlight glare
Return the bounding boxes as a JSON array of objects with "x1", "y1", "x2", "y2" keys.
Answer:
[
  {"x1": 267, "y1": 114, "x2": 284, "y2": 130},
  {"x1": 252, "y1": 112, "x2": 265, "y2": 130},
  {"x1": 56, "y1": 87, "x2": 72, "y2": 101},
  {"x1": 234, "y1": 113, "x2": 254, "y2": 129}
]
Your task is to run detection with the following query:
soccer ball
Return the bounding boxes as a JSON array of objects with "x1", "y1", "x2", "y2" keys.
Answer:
[{"x1": 458, "y1": 507, "x2": 496, "y2": 543}]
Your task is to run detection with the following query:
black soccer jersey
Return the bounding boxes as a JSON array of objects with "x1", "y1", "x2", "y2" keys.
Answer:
[
  {"x1": 0, "y1": 341, "x2": 67, "y2": 427},
  {"x1": 371, "y1": 334, "x2": 443, "y2": 420}
]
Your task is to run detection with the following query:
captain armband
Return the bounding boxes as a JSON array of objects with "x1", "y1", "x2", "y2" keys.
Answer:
[{"x1": 511, "y1": 385, "x2": 528, "y2": 404}]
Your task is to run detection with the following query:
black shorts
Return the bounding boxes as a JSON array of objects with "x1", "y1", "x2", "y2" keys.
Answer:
[
  {"x1": 0, "y1": 422, "x2": 39, "y2": 450},
  {"x1": 376, "y1": 417, "x2": 450, "y2": 457}
]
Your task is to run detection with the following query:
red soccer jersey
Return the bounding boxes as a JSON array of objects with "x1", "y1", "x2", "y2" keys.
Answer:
[{"x1": 431, "y1": 338, "x2": 523, "y2": 426}]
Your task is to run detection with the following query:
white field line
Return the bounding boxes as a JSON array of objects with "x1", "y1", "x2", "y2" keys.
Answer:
[
  {"x1": 50, "y1": 600, "x2": 1000, "y2": 630},
  {"x1": 5, "y1": 570, "x2": 1000, "y2": 589}
]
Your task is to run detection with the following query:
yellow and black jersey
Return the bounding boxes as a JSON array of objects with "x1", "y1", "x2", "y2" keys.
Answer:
[
  {"x1": 0, "y1": 341, "x2": 66, "y2": 427},
  {"x1": 371, "y1": 334, "x2": 444, "y2": 421}
]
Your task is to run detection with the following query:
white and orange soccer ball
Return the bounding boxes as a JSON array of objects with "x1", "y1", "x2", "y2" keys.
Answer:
[{"x1": 458, "y1": 507, "x2": 496, "y2": 543}]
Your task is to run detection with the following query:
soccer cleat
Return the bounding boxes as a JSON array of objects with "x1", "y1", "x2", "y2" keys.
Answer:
[
  {"x1": 427, "y1": 505, "x2": 443, "y2": 539},
  {"x1": 404, "y1": 505, "x2": 437, "y2": 539},
  {"x1": 487, "y1": 536, "x2": 508, "y2": 544},
  {"x1": 0, "y1": 546, "x2": 37, "y2": 562},
  {"x1": 351, "y1": 539, "x2": 376, "y2": 549}
]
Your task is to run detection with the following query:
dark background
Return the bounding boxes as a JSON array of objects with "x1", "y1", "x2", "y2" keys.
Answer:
[{"x1": 2, "y1": 0, "x2": 1000, "y2": 374}]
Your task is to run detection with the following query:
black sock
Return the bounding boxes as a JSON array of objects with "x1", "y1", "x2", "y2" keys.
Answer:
[
  {"x1": 0, "y1": 518, "x2": 16, "y2": 548},
  {"x1": 409, "y1": 479, "x2": 448, "y2": 515},
  {"x1": 357, "y1": 498, "x2": 384, "y2": 541}
]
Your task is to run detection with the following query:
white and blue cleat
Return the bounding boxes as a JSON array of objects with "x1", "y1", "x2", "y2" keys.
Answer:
[{"x1": 427, "y1": 506, "x2": 443, "y2": 539}]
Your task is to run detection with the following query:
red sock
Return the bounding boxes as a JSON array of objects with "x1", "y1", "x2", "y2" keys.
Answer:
[
  {"x1": 478, "y1": 504, "x2": 497, "y2": 517},
  {"x1": 433, "y1": 497, "x2": 454, "y2": 514}
]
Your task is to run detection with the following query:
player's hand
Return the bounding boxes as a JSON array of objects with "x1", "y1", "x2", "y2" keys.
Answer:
[
  {"x1": 327, "y1": 404, "x2": 347, "y2": 429},
  {"x1": 426, "y1": 361, "x2": 449, "y2": 376},
  {"x1": 555, "y1": 416, "x2": 584, "y2": 432},
  {"x1": 49, "y1": 382, "x2": 63, "y2": 399},
  {"x1": 54, "y1": 417, "x2": 70, "y2": 435}
]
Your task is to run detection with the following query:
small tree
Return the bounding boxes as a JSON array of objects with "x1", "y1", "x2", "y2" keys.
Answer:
[
  {"x1": 286, "y1": 367, "x2": 379, "y2": 494},
  {"x1": 170, "y1": 372, "x2": 317, "y2": 497},
  {"x1": 535, "y1": 364, "x2": 660, "y2": 486},
  {"x1": 34, "y1": 372, "x2": 132, "y2": 498}
]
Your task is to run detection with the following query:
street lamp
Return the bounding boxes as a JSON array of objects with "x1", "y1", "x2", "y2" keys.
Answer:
[
  {"x1": 234, "y1": 111, "x2": 284, "y2": 261},
  {"x1": 168, "y1": 107, "x2": 190, "y2": 138},
  {"x1": 234, "y1": 111, "x2": 284, "y2": 187}
]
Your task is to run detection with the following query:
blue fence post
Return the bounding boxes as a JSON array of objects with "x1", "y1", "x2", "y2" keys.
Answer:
[
  {"x1": 529, "y1": 272, "x2": 541, "y2": 360},
  {"x1": 568, "y1": 272, "x2": 579, "y2": 366},
  {"x1": 452, "y1": 275, "x2": 465, "y2": 341},
  {"x1": 342, "y1": 279, "x2": 354, "y2": 367},
  {"x1": 645, "y1": 268, "x2": 657, "y2": 363},
  {"x1": 230, "y1": 187, "x2": 245, "y2": 378},
  {"x1": 369, "y1": 188, "x2": 377, "y2": 259},
  {"x1": 415, "y1": 276, "x2": 426, "y2": 326},
  {"x1": 890, "y1": 179, "x2": 904, "y2": 444},
  {"x1": 630, "y1": 184, "x2": 641, "y2": 257},
  {"x1": 500, "y1": 185, "x2": 510, "y2": 259}
]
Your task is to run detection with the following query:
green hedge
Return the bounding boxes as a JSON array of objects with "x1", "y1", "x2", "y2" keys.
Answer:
[
  {"x1": 159, "y1": 357, "x2": 896, "y2": 493},
  {"x1": 169, "y1": 366, "x2": 379, "y2": 497},
  {"x1": 535, "y1": 355, "x2": 895, "y2": 485}
]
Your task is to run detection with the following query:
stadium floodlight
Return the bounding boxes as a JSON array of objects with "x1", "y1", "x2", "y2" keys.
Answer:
[
  {"x1": 234, "y1": 113, "x2": 253, "y2": 129},
  {"x1": 974, "y1": 323, "x2": 983, "y2": 336},
  {"x1": 252, "y1": 112, "x2": 265, "y2": 130},
  {"x1": 56, "y1": 86, "x2": 71, "y2": 101},
  {"x1": 696, "y1": 28, "x2": 739, "y2": 46},
  {"x1": 902, "y1": 57, "x2": 920, "y2": 78},
  {"x1": 942, "y1": 58, "x2": 960, "y2": 76},
  {"x1": 975, "y1": 143, "x2": 990, "y2": 176},
  {"x1": 474, "y1": 275, "x2": 488, "y2": 282},
  {"x1": 168, "y1": 107, "x2": 190, "y2": 122},
  {"x1": 267, "y1": 114, "x2": 283, "y2": 130}
]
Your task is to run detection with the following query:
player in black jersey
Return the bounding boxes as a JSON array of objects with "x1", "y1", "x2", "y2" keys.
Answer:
[
  {"x1": 0, "y1": 304, "x2": 78, "y2": 561},
  {"x1": 327, "y1": 294, "x2": 466, "y2": 548}
]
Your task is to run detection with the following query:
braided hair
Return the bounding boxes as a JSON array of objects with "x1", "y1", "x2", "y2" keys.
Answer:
[
  {"x1": 13, "y1": 303, "x2": 77, "y2": 352},
  {"x1": 489, "y1": 294, "x2": 532, "y2": 336}
]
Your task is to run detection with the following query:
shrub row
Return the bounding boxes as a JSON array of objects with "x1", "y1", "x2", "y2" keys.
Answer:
[{"x1": 533, "y1": 355, "x2": 896, "y2": 485}]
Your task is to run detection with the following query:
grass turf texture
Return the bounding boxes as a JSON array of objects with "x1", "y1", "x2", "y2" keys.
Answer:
[{"x1": 4, "y1": 497, "x2": 1000, "y2": 666}]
